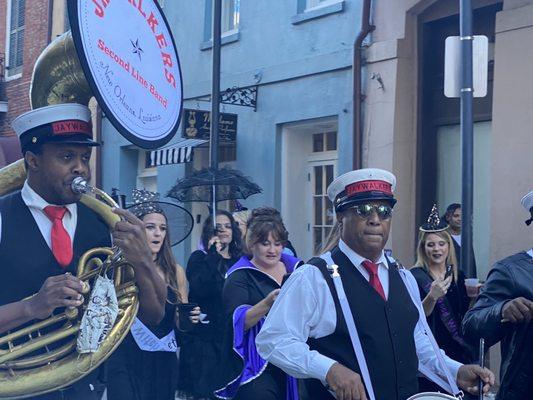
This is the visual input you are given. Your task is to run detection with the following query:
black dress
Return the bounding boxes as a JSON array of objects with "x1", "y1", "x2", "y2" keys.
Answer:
[
  {"x1": 411, "y1": 267, "x2": 476, "y2": 393},
  {"x1": 178, "y1": 248, "x2": 240, "y2": 398},
  {"x1": 106, "y1": 290, "x2": 178, "y2": 400},
  {"x1": 214, "y1": 254, "x2": 301, "y2": 400}
]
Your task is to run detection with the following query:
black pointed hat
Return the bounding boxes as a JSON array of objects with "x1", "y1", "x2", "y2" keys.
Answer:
[{"x1": 420, "y1": 204, "x2": 449, "y2": 233}]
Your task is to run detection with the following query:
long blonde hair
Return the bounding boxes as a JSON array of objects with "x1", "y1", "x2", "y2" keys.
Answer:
[{"x1": 414, "y1": 230, "x2": 458, "y2": 281}]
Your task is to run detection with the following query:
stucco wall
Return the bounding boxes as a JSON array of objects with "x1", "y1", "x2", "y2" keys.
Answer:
[
  {"x1": 364, "y1": 9, "x2": 421, "y2": 265},
  {"x1": 490, "y1": 2, "x2": 533, "y2": 264},
  {"x1": 162, "y1": 0, "x2": 362, "y2": 196},
  {"x1": 164, "y1": 1, "x2": 361, "y2": 100},
  {"x1": 362, "y1": 0, "x2": 499, "y2": 265}
]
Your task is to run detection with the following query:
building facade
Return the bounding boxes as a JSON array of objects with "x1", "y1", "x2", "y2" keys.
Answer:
[
  {"x1": 1, "y1": 0, "x2": 528, "y2": 277},
  {"x1": 101, "y1": 0, "x2": 363, "y2": 265},
  {"x1": 364, "y1": 0, "x2": 533, "y2": 379},
  {"x1": 100, "y1": 0, "x2": 532, "y2": 283},
  {"x1": 0, "y1": 0, "x2": 528, "y2": 381},
  {"x1": 364, "y1": 0, "x2": 532, "y2": 273}
]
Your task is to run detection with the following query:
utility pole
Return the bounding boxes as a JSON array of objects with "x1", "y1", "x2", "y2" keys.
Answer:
[{"x1": 460, "y1": 0, "x2": 475, "y2": 278}]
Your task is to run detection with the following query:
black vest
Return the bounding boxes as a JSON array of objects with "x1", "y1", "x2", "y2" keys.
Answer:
[
  {"x1": 0, "y1": 191, "x2": 111, "y2": 306},
  {"x1": 0, "y1": 192, "x2": 111, "y2": 399},
  {"x1": 306, "y1": 247, "x2": 419, "y2": 400}
]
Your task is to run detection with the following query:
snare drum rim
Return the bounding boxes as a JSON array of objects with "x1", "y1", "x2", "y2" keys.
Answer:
[{"x1": 407, "y1": 392, "x2": 458, "y2": 399}]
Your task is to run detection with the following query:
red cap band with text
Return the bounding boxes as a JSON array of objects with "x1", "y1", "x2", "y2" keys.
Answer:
[
  {"x1": 52, "y1": 120, "x2": 92, "y2": 136},
  {"x1": 346, "y1": 180, "x2": 393, "y2": 196}
]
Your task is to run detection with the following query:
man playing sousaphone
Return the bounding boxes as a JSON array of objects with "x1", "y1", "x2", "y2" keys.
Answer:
[{"x1": 0, "y1": 104, "x2": 167, "y2": 399}]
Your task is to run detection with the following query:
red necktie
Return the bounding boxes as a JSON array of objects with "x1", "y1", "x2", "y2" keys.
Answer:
[
  {"x1": 44, "y1": 206, "x2": 73, "y2": 268},
  {"x1": 361, "y1": 260, "x2": 386, "y2": 300}
]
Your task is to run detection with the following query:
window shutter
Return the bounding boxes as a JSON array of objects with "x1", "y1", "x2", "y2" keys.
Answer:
[{"x1": 8, "y1": 0, "x2": 25, "y2": 75}]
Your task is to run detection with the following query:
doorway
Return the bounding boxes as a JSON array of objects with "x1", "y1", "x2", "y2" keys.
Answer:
[{"x1": 281, "y1": 117, "x2": 338, "y2": 261}]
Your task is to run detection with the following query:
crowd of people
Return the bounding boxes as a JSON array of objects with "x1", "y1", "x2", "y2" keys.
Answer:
[{"x1": 0, "y1": 103, "x2": 531, "y2": 400}]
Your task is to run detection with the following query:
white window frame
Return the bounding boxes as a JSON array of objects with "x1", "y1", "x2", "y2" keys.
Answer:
[
  {"x1": 221, "y1": 0, "x2": 240, "y2": 36},
  {"x1": 5, "y1": 0, "x2": 24, "y2": 80},
  {"x1": 207, "y1": 0, "x2": 240, "y2": 39},
  {"x1": 305, "y1": 0, "x2": 341, "y2": 12},
  {"x1": 136, "y1": 150, "x2": 158, "y2": 191},
  {"x1": 308, "y1": 159, "x2": 337, "y2": 255}
]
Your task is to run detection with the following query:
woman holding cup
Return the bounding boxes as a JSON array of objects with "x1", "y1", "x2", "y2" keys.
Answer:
[
  {"x1": 106, "y1": 189, "x2": 200, "y2": 400},
  {"x1": 410, "y1": 205, "x2": 477, "y2": 394}
]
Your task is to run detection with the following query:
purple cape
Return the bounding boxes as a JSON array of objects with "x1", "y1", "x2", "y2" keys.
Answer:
[{"x1": 214, "y1": 254, "x2": 300, "y2": 399}]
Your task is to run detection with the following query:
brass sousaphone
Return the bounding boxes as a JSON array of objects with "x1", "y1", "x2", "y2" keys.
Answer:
[{"x1": 0, "y1": 31, "x2": 139, "y2": 399}]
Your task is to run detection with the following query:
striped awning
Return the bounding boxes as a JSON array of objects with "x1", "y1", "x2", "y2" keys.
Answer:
[{"x1": 148, "y1": 138, "x2": 207, "y2": 167}]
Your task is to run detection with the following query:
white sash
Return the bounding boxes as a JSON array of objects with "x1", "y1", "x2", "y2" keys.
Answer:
[
  {"x1": 130, "y1": 317, "x2": 178, "y2": 352},
  {"x1": 319, "y1": 253, "x2": 462, "y2": 399}
]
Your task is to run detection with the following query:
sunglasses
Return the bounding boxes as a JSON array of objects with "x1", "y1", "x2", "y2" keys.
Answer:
[{"x1": 350, "y1": 204, "x2": 393, "y2": 220}]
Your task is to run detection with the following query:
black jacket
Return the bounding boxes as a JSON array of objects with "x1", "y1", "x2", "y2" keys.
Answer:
[{"x1": 462, "y1": 251, "x2": 533, "y2": 400}]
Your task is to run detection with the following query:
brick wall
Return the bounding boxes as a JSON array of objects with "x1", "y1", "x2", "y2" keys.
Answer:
[{"x1": 0, "y1": 0, "x2": 51, "y2": 136}]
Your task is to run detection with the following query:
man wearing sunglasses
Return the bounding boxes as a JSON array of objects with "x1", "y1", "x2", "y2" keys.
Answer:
[{"x1": 257, "y1": 168, "x2": 493, "y2": 400}]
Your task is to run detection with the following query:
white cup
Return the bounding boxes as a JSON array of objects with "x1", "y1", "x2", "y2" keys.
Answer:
[{"x1": 465, "y1": 278, "x2": 480, "y2": 297}]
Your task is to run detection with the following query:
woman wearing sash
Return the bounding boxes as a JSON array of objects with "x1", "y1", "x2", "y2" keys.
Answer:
[
  {"x1": 106, "y1": 190, "x2": 200, "y2": 400},
  {"x1": 410, "y1": 205, "x2": 477, "y2": 394},
  {"x1": 214, "y1": 207, "x2": 301, "y2": 400}
]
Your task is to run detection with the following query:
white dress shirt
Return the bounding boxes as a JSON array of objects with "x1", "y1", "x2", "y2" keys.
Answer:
[
  {"x1": 451, "y1": 234, "x2": 461, "y2": 246},
  {"x1": 0, "y1": 181, "x2": 77, "y2": 247},
  {"x1": 338, "y1": 240, "x2": 391, "y2": 299},
  {"x1": 256, "y1": 239, "x2": 462, "y2": 385},
  {"x1": 528, "y1": 249, "x2": 533, "y2": 259}
]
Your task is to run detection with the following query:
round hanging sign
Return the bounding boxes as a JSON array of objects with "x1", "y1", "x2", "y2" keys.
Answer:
[{"x1": 67, "y1": 0, "x2": 183, "y2": 149}]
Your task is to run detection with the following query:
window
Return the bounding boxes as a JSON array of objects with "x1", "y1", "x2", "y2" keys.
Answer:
[
  {"x1": 202, "y1": 0, "x2": 241, "y2": 50},
  {"x1": 312, "y1": 131, "x2": 337, "y2": 152},
  {"x1": 293, "y1": 0, "x2": 344, "y2": 25},
  {"x1": 7, "y1": 0, "x2": 25, "y2": 77},
  {"x1": 221, "y1": 0, "x2": 240, "y2": 34},
  {"x1": 311, "y1": 163, "x2": 336, "y2": 255},
  {"x1": 310, "y1": 130, "x2": 337, "y2": 254},
  {"x1": 306, "y1": 0, "x2": 330, "y2": 10}
]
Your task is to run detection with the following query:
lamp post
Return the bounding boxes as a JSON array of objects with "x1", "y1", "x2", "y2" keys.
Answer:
[{"x1": 209, "y1": 0, "x2": 222, "y2": 227}]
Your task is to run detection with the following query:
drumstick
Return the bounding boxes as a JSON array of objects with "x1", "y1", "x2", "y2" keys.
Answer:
[{"x1": 478, "y1": 338, "x2": 485, "y2": 400}]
